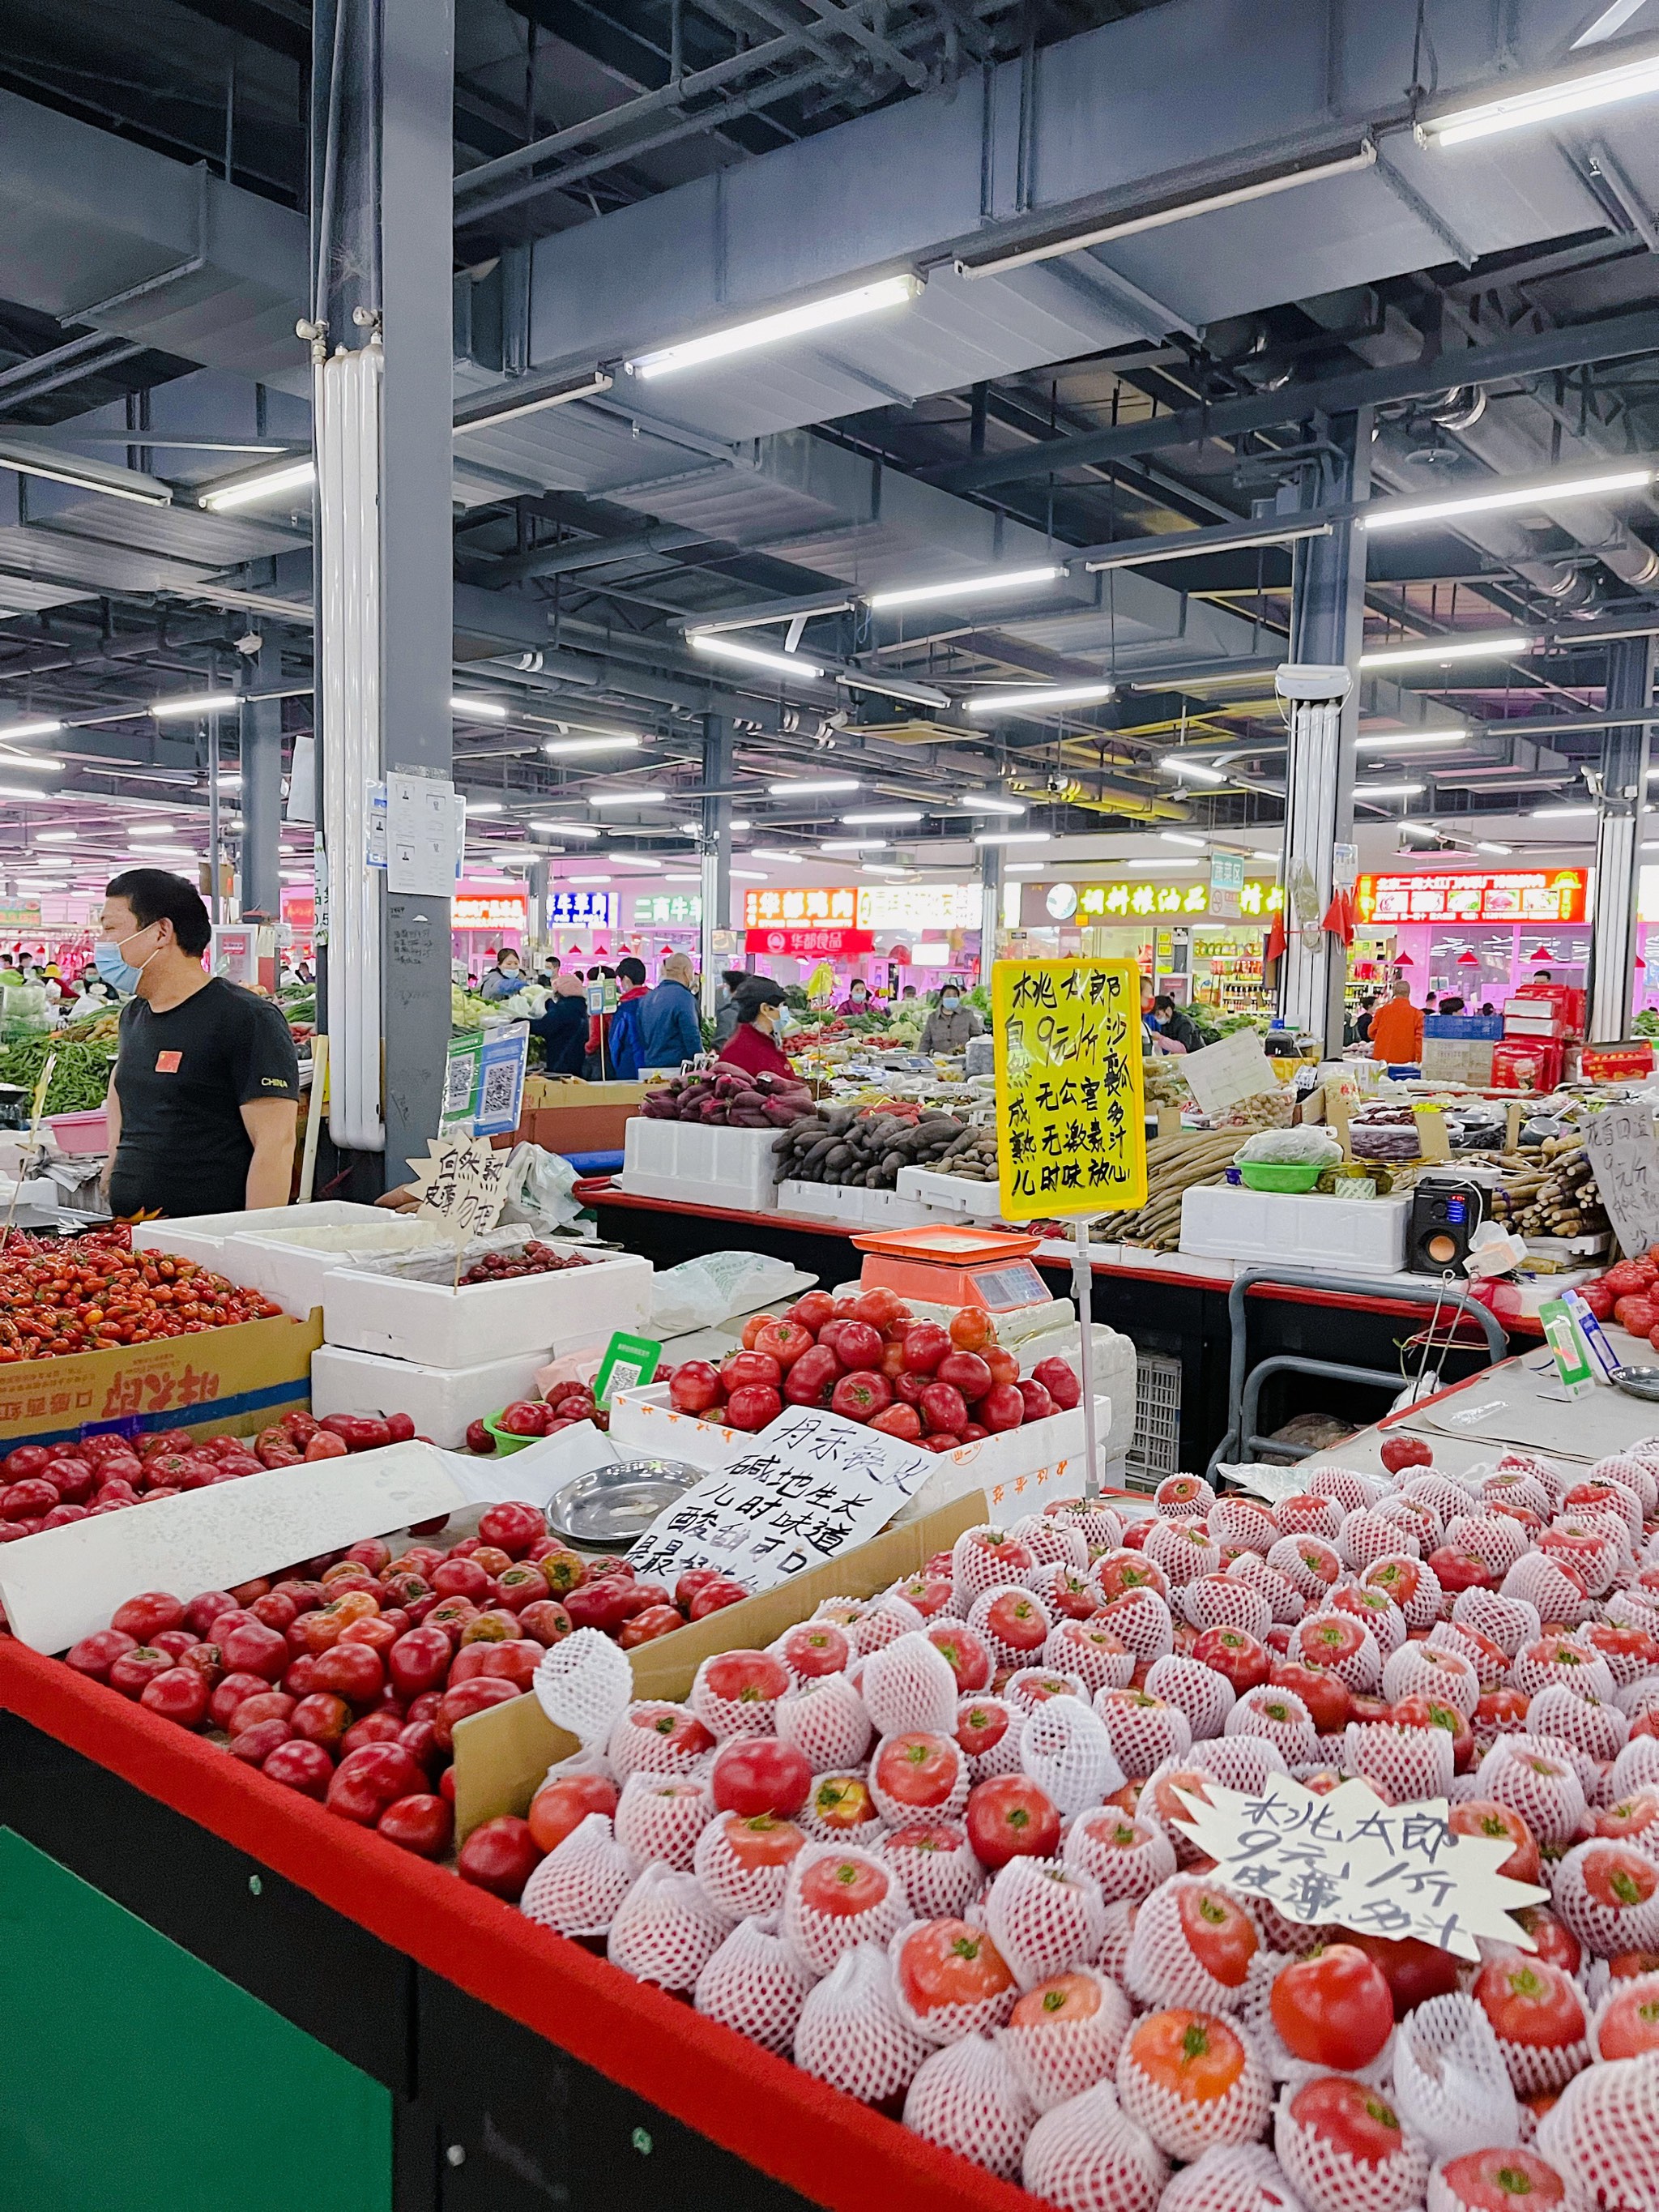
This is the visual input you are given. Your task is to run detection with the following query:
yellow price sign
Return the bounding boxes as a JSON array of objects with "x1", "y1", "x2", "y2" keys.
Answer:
[{"x1": 992, "y1": 959, "x2": 1148, "y2": 1222}]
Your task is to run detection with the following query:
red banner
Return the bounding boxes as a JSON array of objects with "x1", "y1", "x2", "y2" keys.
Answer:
[{"x1": 744, "y1": 927, "x2": 875, "y2": 959}]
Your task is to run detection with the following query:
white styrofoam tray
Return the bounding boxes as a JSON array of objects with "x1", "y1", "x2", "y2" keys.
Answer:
[
  {"x1": 895, "y1": 1165, "x2": 1007, "y2": 1219},
  {"x1": 322, "y1": 1245, "x2": 653, "y2": 1369},
  {"x1": 778, "y1": 1180, "x2": 938, "y2": 1228},
  {"x1": 1179, "y1": 1186, "x2": 1410, "y2": 1275},
  {"x1": 619, "y1": 1118, "x2": 780, "y2": 1212},
  {"x1": 134, "y1": 1199, "x2": 390, "y2": 1275},
  {"x1": 224, "y1": 1217, "x2": 455, "y2": 1319},
  {"x1": 310, "y1": 1341, "x2": 556, "y2": 1450}
]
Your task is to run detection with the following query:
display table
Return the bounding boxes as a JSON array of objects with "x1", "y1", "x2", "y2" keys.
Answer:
[
  {"x1": 578, "y1": 1180, "x2": 1531, "y2": 1474},
  {"x1": 0, "y1": 1639, "x2": 1029, "y2": 2212}
]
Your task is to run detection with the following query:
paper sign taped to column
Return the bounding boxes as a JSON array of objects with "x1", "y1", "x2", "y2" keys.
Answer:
[
  {"x1": 386, "y1": 770, "x2": 460, "y2": 896},
  {"x1": 1179, "y1": 1029, "x2": 1277, "y2": 1117},
  {"x1": 626, "y1": 1405, "x2": 933, "y2": 1593},
  {"x1": 1584, "y1": 1104, "x2": 1659, "y2": 1258},
  {"x1": 1171, "y1": 1771, "x2": 1547, "y2": 1960}
]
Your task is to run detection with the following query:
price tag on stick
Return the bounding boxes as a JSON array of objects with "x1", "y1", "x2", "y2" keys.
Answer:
[{"x1": 408, "y1": 1132, "x2": 514, "y2": 1249}]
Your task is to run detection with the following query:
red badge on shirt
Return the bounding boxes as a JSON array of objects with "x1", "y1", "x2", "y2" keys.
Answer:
[{"x1": 155, "y1": 1052, "x2": 182, "y2": 1074}]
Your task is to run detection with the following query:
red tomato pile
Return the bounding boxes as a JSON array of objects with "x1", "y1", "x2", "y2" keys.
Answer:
[
  {"x1": 458, "y1": 1240, "x2": 591, "y2": 1286},
  {"x1": 1576, "y1": 1244, "x2": 1659, "y2": 1343},
  {"x1": 492, "y1": 1443, "x2": 1659, "y2": 2209},
  {"x1": 0, "y1": 1228, "x2": 280, "y2": 1361},
  {"x1": 663, "y1": 1285, "x2": 1081, "y2": 1444}
]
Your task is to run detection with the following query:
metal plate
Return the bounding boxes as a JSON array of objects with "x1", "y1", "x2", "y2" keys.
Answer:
[
  {"x1": 545, "y1": 1458, "x2": 704, "y2": 1548},
  {"x1": 1614, "y1": 1366, "x2": 1659, "y2": 1403}
]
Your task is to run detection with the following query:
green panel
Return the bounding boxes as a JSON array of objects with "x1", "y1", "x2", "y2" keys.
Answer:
[{"x1": 0, "y1": 1829, "x2": 392, "y2": 2212}]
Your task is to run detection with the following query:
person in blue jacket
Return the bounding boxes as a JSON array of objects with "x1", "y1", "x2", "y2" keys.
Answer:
[{"x1": 638, "y1": 951, "x2": 704, "y2": 1070}]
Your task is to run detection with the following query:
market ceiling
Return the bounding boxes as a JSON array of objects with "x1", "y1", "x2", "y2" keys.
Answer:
[{"x1": 1, "y1": 0, "x2": 1658, "y2": 890}]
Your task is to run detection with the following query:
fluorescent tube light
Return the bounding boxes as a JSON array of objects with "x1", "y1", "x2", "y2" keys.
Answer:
[
  {"x1": 1355, "y1": 783, "x2": 1428, "y2": 800},
  {"x1": 151, "y1": 692, "x2": 238, "y2": 719},
  {"x1": 0, "y1": 450, "x2": 171, "y2": 506},
  {"x1": 0, "y1": 719, "x2": 62, "y2": 742},
  {"x1": 567, "y1": 874, "x2": 612, "y2": 885},
  {"x1": 821, "y1": 839, "x2": 889, "y2": 852},
  {"x1": 1531, "y1": 805, "x2": 1597, "y2": 818},
  {"x1": 966, "y1": 681, "x2": 1115, "y2": 715},
  {"x1": 842, "y1": 809, "x2": 923, "y2": 825},
  {"x1": 464, "y1": 801, "x2": 504, "y2": 815},
  {"x1": 1085, "y1": 519, "x2": 1334, "y2": 570},
  {"x1": 199, "y1": 459, "x2": 315, "y2": 512},
  {"x1": 730, "y1": 869, "x2": 770, "y2": 881},
  {"x1": 975, "y1": 831, "x2": 1051, "y2": 846},
  {"x1": 954, "y1": 793, "x2": 1028, "y2": 814},
  {"x1": 625, "y1": 275, "x2": 920, "y2": 378},
  {"x1": 1359, "y1": 632, "x2": 1536, "y2": 669},
  {"x1": 1475, "y1": 842, "x2": 1514, "y2": 855},
  {"x1": 608, "y1": 856, "x2": 662, "y2": 870},
  {"x1": 1158, "y1": 756, "x2": 1228, "y2": 784},
  {"x1": 691, "y1": 634, "x2": 825, "y2": 681},
  {"x1": 1356, "y1": 731, "x2": 1467, "y2": 749},
  {"x1": 1160, "y1": 831, "x2": 1208, "y2": 849},
  {"x1": 749, "y1": 848, "x2": 804, "y2": 865},
  {"x1": 1364, "y1": 467, "x2": 1654, "y2": 532},
  {"x1": 866, "y1": 565, "x2": 1064, "y2": 611},
  {"x1": 768, "y1": 778, "x2": 861, "y2": 796},
  {"x1": 529, "y1": 820, "x2": 600, "y2": 837},
  {"x1": 1398, "y1": 822, "x2": 1439, "y2": 840},
  {"x1": 450, "y1": 695, "x2": 510, "y2": 720},
  {"x1": 1005, "y1": 862, "x2": 1047, "y2": 873},
  {"x1": 0, "y1": 752, "x2": 61, "y2": 772},
  {"x1": 1421, "y1": 46, "x2": 1659, "y2": 144},
  {"x1": 542, "y1": 735, "x2": 642, "y2": 757},
  {"x1": 834, "y1": 670, "x2": 951, "y2": 709},
  {"x1": 588, "y1": 791, "x2": 669, "y2": 807},
  {"x1": 33, "y1": 830, "x2": 76, "y2": 843},
  {"x1": 452, "y1": 369, "x2": 614, "y2": 435}
]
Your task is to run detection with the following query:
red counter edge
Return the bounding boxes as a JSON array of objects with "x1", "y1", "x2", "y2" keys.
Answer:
[{"x1": 0, "y1": 1641, "x2": 1033, "y2": 2212}]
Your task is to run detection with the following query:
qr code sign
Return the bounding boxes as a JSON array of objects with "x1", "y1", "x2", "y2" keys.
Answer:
[
  {"x1": 480, "y1": 1059, "x2": 518, "y2": 1122},
  {"x1": 445, "y1": 1056, "x2": 474, "y2": 1114}
]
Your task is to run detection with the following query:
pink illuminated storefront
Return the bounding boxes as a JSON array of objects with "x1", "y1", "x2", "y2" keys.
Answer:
[{"x1": 1354, "y1": 866, "x2": 1591, "y2": 1009}]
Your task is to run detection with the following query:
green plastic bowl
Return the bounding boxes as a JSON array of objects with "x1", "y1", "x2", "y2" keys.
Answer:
[
  {"x1": 1237, "y1": 1160, "x2": 1324, "y2": 1193},
  {"x1": 482, "y1": 1411, "x2": 539, "y2": 1455}
]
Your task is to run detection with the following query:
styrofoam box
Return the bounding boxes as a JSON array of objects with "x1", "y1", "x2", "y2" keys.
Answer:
[
  {"x1": 224, "y1": 1217, "x2": 454, "y2": 1319},
  {"x1": 619, "y1": 1118, "x2": 780, "y2": 1212},
  {"x1": 1179, "y1": 1185, "x2": 1410, "y2": 1275},
  {"x1": 609, "y1": 1381, "x2": 1113, "y2": 1518},
  {"x1": 895, "y1": 1165, "x2": 1006, "y2": 1219},
  {"x1": 134, "y1": 1200, "x2": 390, "y2": 1277},
  {"x1": 321, "y1": 1246, "x2": 653, "y2": 1369},
  {"x1": 311, "y1": 1342, "x2": 553, "y2": 1449},
  {"x1": 778, "y1": 1180, "x2": 938, "y2": 1228}
]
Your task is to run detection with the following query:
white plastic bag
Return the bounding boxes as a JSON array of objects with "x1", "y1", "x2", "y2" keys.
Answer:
[{"x1": 649, "y1": 1250, "x2": 808, "y2": 1336}]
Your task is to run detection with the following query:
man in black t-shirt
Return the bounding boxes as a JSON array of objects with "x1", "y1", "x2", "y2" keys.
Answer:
[{"x1": 98, "y1": 869, "x2": 301, "y2": 1220}]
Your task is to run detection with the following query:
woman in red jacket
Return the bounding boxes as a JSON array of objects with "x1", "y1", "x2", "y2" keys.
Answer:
[{"x1": 719, "y1": 976, "x2": 796, "y2": 1079}]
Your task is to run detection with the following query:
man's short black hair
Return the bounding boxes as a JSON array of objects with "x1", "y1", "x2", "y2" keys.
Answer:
[
  {"x1": 616, "y1": 956, "x2": 647, "y2": 986},
  {"x1": 105, "y1": 868, "x2": 212, "y2": 958},
  {"x1": 722, "y1": 968, "x2": 747, "y2": 991}
]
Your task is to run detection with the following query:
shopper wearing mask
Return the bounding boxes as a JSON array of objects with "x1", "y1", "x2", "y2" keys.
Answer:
[
  {"x1": 600, "y1": 957, "x2": 652, "y2": 1080},
  {"x1": 713, "y1": 967, "x2": 747, "y2": 1048},
  {"x1": 480, "y1": 948, "x2": 524, "y2": 1002},
  {"x1": 98, "y1": 868, "x2": 300, "y2": 1219},
  {"x1": 920, "y1": 984, "x2": 982, "y2": 1055},
  {"x1": 1152, "y1": 994, "x2": 1204, "y2": 1053},
  {"x1": 638, "y1": 951, "x2": 704, "y2": 1069},
  {"x1": 530, "y1": 972, "x2": 589, "y2": 1077},
  {"x1": 720, "y1": 977, "x2": 795, "y2": 1078},
  {"x1": 840, "y1": 978, "x2": 873, "y2": 1015}
]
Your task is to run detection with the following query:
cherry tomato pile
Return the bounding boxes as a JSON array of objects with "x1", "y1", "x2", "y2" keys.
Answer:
[
  {"x1": 663, "y1": 1286, "x2": 1081, "y2": 1444},
  {"x1": 458, "y1": 1240, "x2": 592, "y2": 1287},
  {"x1": 0, "y1": 1227, "x2": 281, "y2": 1361},
  {"x1": 250, "y1": 1407, "x2": 419, "y2": 1468}
]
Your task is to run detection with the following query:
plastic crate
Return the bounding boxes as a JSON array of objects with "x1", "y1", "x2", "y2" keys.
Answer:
[{"x1": 1126, "y1": 1351, "x2": 1183, "y2": 1486}]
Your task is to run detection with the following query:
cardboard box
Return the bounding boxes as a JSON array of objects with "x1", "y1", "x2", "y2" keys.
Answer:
[
  {"x1": 0, "y1": 1309, "x2": 322, "y2": 1454},
  {"x1": 450, "y1": 1490, "x2": 987, "y2": 1842},
  {"x1": 518, "y1": 1100, "x2": 641, "y2": 1155},
  {"x1": 1419, "y1": 1040, "x2": 1496, "y2": 1085},
  {"x1": 523, "y1": 1078, "x2": 646, "y2": 1112}
]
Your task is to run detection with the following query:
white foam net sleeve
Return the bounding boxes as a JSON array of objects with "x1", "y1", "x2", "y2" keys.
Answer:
[
  {"x1": 1125, "y1": 1875, "x2": 1260, "y2": 2013},
  {"x1": 1146, "y1": 1654, "x2": 1237, "y2": 1743},
  {"x1": 688, "y1": 1654, "x2": 787, "y2": 1741},
  {"x1": 614, "y1": 1773, "x2": 713, "y2": 1873},
  {"x1": 1098, "y1": 1548, "x2": 1173, "y2": 1603},
  {"x1": 1375, "y1": 1496, "x2": 1441, "y2": 1551},
  {"x1": 1160, "y1": 2143, "x2": 1312, "y2": 2212},
  {"x1": 903, "y1": 2032, "x2": 1037, "y2": 2180},
  {"x1": 1276, "y1": 1496, "x2": 1344, "y2": 1541},
  {"x1": 535, "y1": 1628, "x2": 633, "y2": 1749},
  {"x1": 1528, "y1": 1683, "x2": 1627, "y2": 1762},
  {"x1": 692, "y1": 1912, "x2": 816, "y2": 2055},
  {"x1": 1382, "y1": 1642, "x2": 1482, "y2": 1717},
  {"x1": 774, "y1": 1672, "x2": 873, "y2": 1773},
  {"x1": 1346, "y1": 1595, "x2": 1408, "y2": 1660},
  {"x1": 1191, "y1": 1736, "x2": 1294, "y2": 1795},
  {"x1": 868, "y1": 1730, "x2": 969, "y2": 1827},
  {"x1": 1096, "y1": 1689, "x2": 1196, "y2": 1778},
  {"x1": 957, "y1": 1693, "x2": 1028, "y2": 1781},
  {"x1": 1184, "y1": 1574, "x2": 1274, "y2": 1640},
  {"x1": 1045, "y1": 1500, "x2": 1125, "y2": 1552},
  {"x1": 1307, "y1": 1468, "x2": 1384, "y2": 1513},
  {"x1": 1587, "y1": 1965, "x2": 1659, "y2": 2059},
  {"x1": 519, "y1": 1812, "x2": 634, "y2": 1938},
  {"x1": 1007, "y1": 1667, "x2": 1091, "y2": 1716},
  {"x1": 693, "y1": 1806, "x2": 808, "y2": 1921},
  {"x1": 1606, "y1": 1735, "x2": 1659, "y2": 1801},
  {"x1": 1013, "y1": 1512, "x2": 1091, "y2": 1570},
  {"x1": 1064, "y1": 1809, "x2": 1179, "y2": 1903},
  {"x1": 1426, "y1": 2149, "x2": 1570, "y2": 2212},
  {"x1": 607, "y1": 1701, "x2": 716, "y2": 1782},
  {"x1": 1226, "y1": 1688, "x2": 1319, "y2": 1766},
  {"x1": 1340, "y1": 1720, "x2": 1455, "y2": 1804},
  {"x1": 1475, "y1": 1739, "x2": 1589, "y2": 1844},
  {"x1": 1511, "y1": 1637, "x2": 1617, "y2": 1703},
  {"x1": 1551, "y1": 1838, "x2": 1659, "y2": 1957},
  {"x1": 1147, "y1": 1520, "x2": 1225, "y2": 1586},
  {"x1": 1022, "y1": 1694, "x2": 1126, "y2": 1813},
  {"x1": 1209, "y1": 1499, "x2": 1281, "y2": 1556},
  {"x1": 1228, "y1": 1555, "x2": 1306, "y2": 1626},
  {"x1": 606, "y1": 1862, "x2": 727, "y2": 1992},
  {"x1": 1293, "y1": 1613, "x2": 1383, "y2": 1693},
  {"x1": 1403, "y1": 1467, "x2": 1481, "y2": 1517},
  {"x1": 953, "y1": 1526, "x2": 1042, "y2": 1604},
  {"x1": 851, "y1": 1593, "x2": 926, "y2": 1659},
  {"x1": 1274, "y1": 2083, "x2": 1431, "y2": 2212},
  {"x1": 879, "y1": 1822, "x2": 984, "y2": 1919},
  {"x1": 1500, "y1": 1554, "x2": 1593, "y2": 1627},
  {"x1": 1536, "y1": 2043, "x2": 1659, "y2": 2206},
  {"x1": 1021, "y1": 2077, "x2": 1171, "y2": 2212},
  {"x1": 1588, "y1": 1455, "x2": 1659, "y2": 1515},
  {"x1": 779, "y1": 1841, "x2": 907, "y2": 1975},
  {"x1": 992, "y1": 1971, "x2": 1130, "y2": 2113},
  {"x1": 1389, "y1": 1992, "x2": 1520, "y2": 2160},
  {"x1": 1476, "y1": 1966, "x2": 1588, "y2": 2095},
  {"x1": 1365, "y1": 1557, "x2": 1444, "y2": 1630},
  {"x1": 967, "y1": 1583, "x2": 1056, "y2": 1670},
  {"x1": 1031, "y1": 1564, "x2": 1106, "y2": 1620},
  {"x1": 885, "y1": 1917, "x2": 1021, "y2": 2048},
  {"x1": 1158, "y1": 1475, "x2": 1218, "y2": 1518},
  {"x1": 792, "y1": 1939, "x2": 931, "y2": 2103},
  {"x1": 1427, "y1": 1621, "x2": 1510, "y2": 1692},
  {"x1": 1100, "y1": 1586, "x2": 1177, "y2": 1663},
  {"x1": 1342, "y1": 1509, "x2": 1421, "y2": 1574},
  {"x1": 1045, "y1": 1618, "x2": 1136, "y2": 1693},
  {"x1": 1116, "y1": 2012, "x2": 1273, "y2": 2160},
  {"x1": 859, "y1": 1631, "x2": 961, "y2": 1738},
  {"x1": 983, "y1": 1857, "x2": 1111, "y2": 1986},
  {"x1": 1269, "y1": 1536, "x2": 1346, "y2": 1608}
]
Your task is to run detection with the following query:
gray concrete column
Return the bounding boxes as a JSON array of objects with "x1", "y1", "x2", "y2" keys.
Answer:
[
  {"x1": 699, "y1": 713, "x2": 732, "y2": 1020},
  {"x1": 979, "y1": 841, "x2": 1004, "y2": 983},
  {"x1": 239, "y1": 639, "x2": 283, "y2": 923},
  {"x1": 528, "y1": 856, "x2": 548, "y2": 952},
  {"x1": 1588, "y1": 637, "x2": 1656, "y2": 1042},
  {"x1": 1277, "y1": 410, "x2": 1371, "y2": 1053}
]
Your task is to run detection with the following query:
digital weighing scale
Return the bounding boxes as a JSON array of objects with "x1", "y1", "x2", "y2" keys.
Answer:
[{"x1": 850, "y1": 1224, "x2": 1054, "y2": 1315}]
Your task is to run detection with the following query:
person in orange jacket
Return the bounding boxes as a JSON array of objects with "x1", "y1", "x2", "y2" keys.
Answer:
[{"x1": 1368, "y1": 976, "x2": 1424, "y2": 1064}]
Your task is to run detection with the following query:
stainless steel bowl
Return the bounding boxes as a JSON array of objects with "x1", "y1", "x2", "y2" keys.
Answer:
[{"x1": 545, "y1": 1456, "x2": 705, "y2": 1548}]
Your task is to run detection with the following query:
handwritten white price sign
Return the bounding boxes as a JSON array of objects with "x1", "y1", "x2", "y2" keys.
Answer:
[
  {"x1": 1584, "y1": 1104, "x2": 1659, "y2": 1261},
  {"x1": 627, "y1": 1405, "x2": 934, "y2": 1594},
  {"x1": 1172, "y1": 1773, "x2": 1548, "y2": 1960},
  {"x1": 409, "y1": 1132, "x2": 514, "y2": 1247}
]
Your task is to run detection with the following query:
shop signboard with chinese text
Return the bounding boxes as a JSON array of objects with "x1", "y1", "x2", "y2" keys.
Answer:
[
  {"x1": 1022, "y1": 878, "x2": 1284, "y2": 926},
  {"x1": 1354, "y1": 869, "x2": 1589, "y2": 927},
  {"x1": 744, "y1": 886, "x2": 857, "y2": 928},
  {"x1": 855, "y1": 882, "x2": 979, "y2": 932},
  {"x1": 992, "y1": 959, "x2": 1147, "y2": 1221},
  {"x1": 1208, "y1": 852, "x2": 1244, "y2": 922},
  {"x1": 744, "y1": 927, "x2": 874, "y2": 959},
  {"x1": 633, "y1": 894, "x2": 701, "y2": 926},
  {"x1": 454, "y1": 891, "x2": 531, "y2": 932},
  {"x1": 543, "y1": 890, "x2": 616, "y2": 929}
]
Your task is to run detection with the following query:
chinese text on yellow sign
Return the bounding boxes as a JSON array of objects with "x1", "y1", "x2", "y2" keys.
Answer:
[{"x1": 992, "y1": 959, "x2": 1147, "y2": 1222}]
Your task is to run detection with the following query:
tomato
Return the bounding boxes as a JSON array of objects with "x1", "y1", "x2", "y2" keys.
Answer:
[
  {"x1": 1010, "y1": 1971, "x2": 1102, "y2": 2029},
  {"x1": 688, "y1": 1578, "x2": 748, "y2": 1621},
  {"x1": 830, "y1": 1370, "x2": 892, "y2": 1423},
  {"x1": 477, "y1": 1501, "x2": 543, "y2": 1559},
  {"x1": 669, "y1": 1360, "x2": 723, "y2": 1415},
  {"x1": 873, "y1": 1731, "x2": 962, "y2": 1810},
  {"x1": 721, "y1": 1349, "x2": 783, "y2": 1394},
  {"x1": 724, "y1": 1383, "x2": 783, "y2": 1432},
  {"x1": 1473, "y1": 1958, "x2": 1585, "y2": 2050},
  {"x1": 954, "y1": 1698, "x2": 1012, "y2": 1760},
  {"x1": 1448, "y1": 1800, "x2": 1542, "y2": 1885},
  {"x1": 456, "y1": 1815, "x2": 541, "y2": 1900},
  {"x1": 899, "y1": 1322, "x2": 952, "y2": 1373},
  {"x1": 710, "y1": 1736, "x2": 811, "y2": 1818},
  {"x1": 1270, "y1": 1659, "x2": 1350, "y2": 1733},
  {"x1": 787, "y1": 1291, "x2": 836, "y2": 1332},
  {"x1": 1125, "y1": 2009, "x2": 1245, "y2": 2100},
  {"x1": 1516, "y1": 1906, "x2": 1582, "y2": 1979},
  {"x1": 1289, "y1": 2077, "x2": 1406, "y2": 2168},
  {"x1": 1581, "y1": 1843, "x2": 1657, "y2": 1911},
  {"x1": 716, "y1": 1812, "x2": 807, "y2": 1872},
  {"x1": 896, "y1": 1919, "x2": 1015, "y2": 2016},
  {"x1": 965, "y1": 1775, "x2": 1061, "y2": 1868},
  {"x1": 1437, "y1": 2150, "x2": 1567, "y2": 2210},
  {"x1": 805, "y1": 1773, "x2": 878, "y2": 1832},
  {"x1": 261, "y1": 1738, "x2": 334, "y2": 1799},
  {"x1": 1392, "y1": 1693, "x2": 1474, "y2": 1772},
  {"x1": 1270, "y1": 1945, "x2": 1393, "y2": 2070},
  {"x1": 1175, "y1": 1884, "x2": 1257, "y2": 1988},
  {"x1": 936, "y1": 1350, "x2": 992, "y2": 1403},
  {"x1": 1378, "y1": 1434, "x2": 1432, "y2": 1474},
  {"x1": 948, "y1": 1307, "x2": 994, "y2": 1352},
  {"x1": 851, "y1": 1286, "x2": 906, "y2": 1329},
  {"x1": 753, "y1": 1320, "x2": 815, "y2": 1369},
  {"x1": 528, "y1": 1773, "x2": 618, "y2": 1853},
  {"x1": 377, "y1": 1794, "x2": 453, "y2": 1859},
  {"x1": 796, "y1": 1852, "x2": 892, "y2": 1918},
  {"x1": 919, "y1": 1381, "x2": 969, "y2": 1435},
  {"x1": 139, "y1": 1666, "x2": 211, "y2": 1728},
  {"x1": 1192, "y1": 1625, "x2": 1271, "y2": 1694},
  {"x1": 1597, "y1": 1979, "x2": 1659, "y2": 2062}
]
